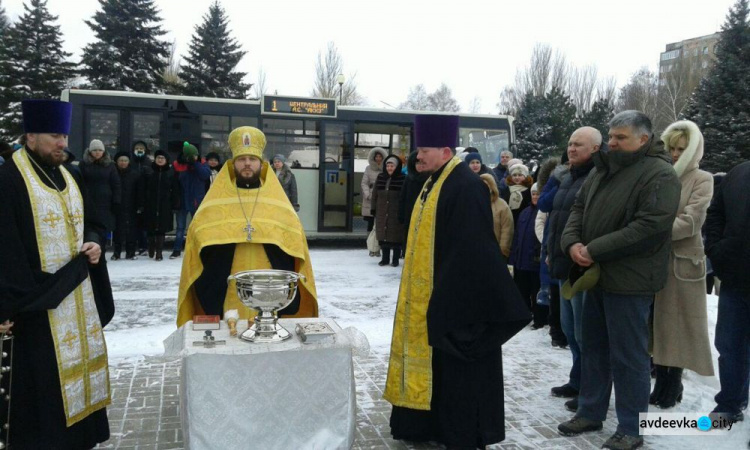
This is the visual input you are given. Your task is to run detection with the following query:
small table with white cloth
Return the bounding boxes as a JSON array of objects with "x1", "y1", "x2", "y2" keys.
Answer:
[{"x1": 163, "y1": 317, "x2": 355, "y2": 449}]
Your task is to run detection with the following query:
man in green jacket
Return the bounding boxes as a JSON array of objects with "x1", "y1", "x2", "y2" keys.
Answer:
[{"x1": 557, "y1": 111, "x2": 681, "y2": 450}]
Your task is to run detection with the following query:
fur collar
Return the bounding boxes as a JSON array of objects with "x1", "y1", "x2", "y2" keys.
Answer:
[{"x1": 662, "y1": 120, "x2": 703, "y2": 179}]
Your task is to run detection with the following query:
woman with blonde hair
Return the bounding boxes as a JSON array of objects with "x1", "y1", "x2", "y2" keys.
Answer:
[{"x1": 650, "y1": 120, "x2": 715, "y2": 408}]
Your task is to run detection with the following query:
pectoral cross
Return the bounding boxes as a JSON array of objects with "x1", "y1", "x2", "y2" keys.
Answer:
[{"x1": 244, "y1": 223, "x2": 255, "y2": 241}]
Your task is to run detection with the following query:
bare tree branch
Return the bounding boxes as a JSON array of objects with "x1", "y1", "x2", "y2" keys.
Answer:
[
  {"x1": 252, "y1": 66, "x2": 267, "y2": 99},
  {"x1": 310, "y1": 41, "x2": 364, "y2": 105},
  {"x1": 399, "y1": 84, "x2": 431, "y2": 110}
]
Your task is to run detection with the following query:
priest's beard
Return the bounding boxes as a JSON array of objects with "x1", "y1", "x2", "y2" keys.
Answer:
[
  {"x1": 28, "y1": 145, "x2": 64, "y2": 167},
  {"x1": 235, "y1": 170, "x2": 261, "y2": 188}
]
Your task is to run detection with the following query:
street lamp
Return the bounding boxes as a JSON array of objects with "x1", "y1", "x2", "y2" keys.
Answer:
[{"x1": 337, "y1": 73, "x2": 345, "y2": 104}]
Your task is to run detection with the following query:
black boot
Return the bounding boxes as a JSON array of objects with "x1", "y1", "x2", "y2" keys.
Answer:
[
  {"x1": 391, "y1": 247, "x2": 400, "y2": 267},
  {"x1": 148, "y1": 237, "x2": 156, "y2": 258},
  {"x1": 379, "y1": 248, "x2": 391, "y2": 266},
  {"x1": 657, "y1": 366, "x2": 683, "y2": 409},
  {"x1": 155, "y1": 235, "x2": 164, "y2": 261},
  {"x1": 650, "y1": 365, "x2": 669, "y2": 405}
]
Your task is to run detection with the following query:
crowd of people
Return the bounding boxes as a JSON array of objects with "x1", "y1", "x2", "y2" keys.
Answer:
[
  {"x1": 1, "y1": 100, "x2": 748, "y2": 450},
  {"x1": 367, "y1": 112, "x2": 749, "y2": 450}
]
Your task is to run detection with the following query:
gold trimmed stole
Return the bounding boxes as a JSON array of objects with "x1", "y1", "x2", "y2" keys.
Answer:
[
  {"x1": 383, "y1": 156, "x2": 460, "y2": 410},
  {"x1": 13, "y1": 150, "x2": 110, "y2": 426}
]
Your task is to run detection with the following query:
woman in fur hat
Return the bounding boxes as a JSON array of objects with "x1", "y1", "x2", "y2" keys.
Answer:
[
  {"x1": 506, "y1": 162, "x2": 533, "y2": 224},
  {"x1": 80, "y1": 139, "x2": 121, "y2": 247},
  {"x1": 650, "y1": 120, "x2": 715, "y2": 408}
]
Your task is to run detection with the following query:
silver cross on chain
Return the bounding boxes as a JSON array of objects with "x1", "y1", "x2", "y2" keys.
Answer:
[{"x1": 244, "y1": 223, "x2": 256, "y2": 241}]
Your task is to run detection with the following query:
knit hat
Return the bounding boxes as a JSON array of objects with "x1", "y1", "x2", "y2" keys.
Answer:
[
  {"x1": 509, "y1": 163, "x2": 529, "y2": 177},
  {"x1": 531, "y1": 182, "x2": 539, "y2": 193},
  {"x1": 464, "y1": 153, "x2": 482, "y2": 164},
  {"x1": 154, "y1": 150, "x2": 169, "y2": 159},
  {"x1": 183, "y1": 141, "x2": 199, "y2": 159},
  {"x1": 464, "y1": 146, "x2": 479, "y2": 153},
  {"x1": 506, "y1": 158, "x2": 522, "y2": 170},
  {"x1": 228, "y1": 126, "x2": 266, "y2": 161},
  {"x1": 88, "y1": 139, "x2": 105, "y2": 152},
  {"x1": 205, "y1": 152, "x2": 221, "y2": 162},
  {"x1": 114, "y1": 151, "x2": 130, "y2": 162},
  {"x1": 272, "y1": 154, "x2": 286, "y2": 163}
]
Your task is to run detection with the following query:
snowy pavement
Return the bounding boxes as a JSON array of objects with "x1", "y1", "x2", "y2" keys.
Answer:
[{"x1": 99, "y1": 248, "x2": 747, "y2": 449}]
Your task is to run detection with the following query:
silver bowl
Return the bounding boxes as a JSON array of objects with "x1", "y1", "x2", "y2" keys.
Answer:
[{"x1": 227, "y1": 269, "x2": 304, "y2": 343}]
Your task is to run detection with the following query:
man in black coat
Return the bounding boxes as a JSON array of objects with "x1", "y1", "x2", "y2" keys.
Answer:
[
  {"x1": 0, "y1": 99, "x2": 114, "y2": 449},
  {"x1": 706, "y1": 161, "x2": 750, "y2": 425},
  {"x1": 546, "y1": 127, "x2": 599, "y2": 411},
  {"x1": 384, "y1": 114, "x2": 530, "y2": 448}
]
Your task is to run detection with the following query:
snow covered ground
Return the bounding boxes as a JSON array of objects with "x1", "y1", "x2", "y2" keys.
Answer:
[{"x1": 104, "y1": 248, "x2": 748, "y2": 449}]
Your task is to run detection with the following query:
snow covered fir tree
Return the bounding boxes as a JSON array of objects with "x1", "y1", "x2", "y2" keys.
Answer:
[
  {"x1": 80, "y1": 0, "x2": 169, "y2": 93},
  {"x1": 0, "y1": 0, "x2": 76, "y2": 142},
  {"x1": 684, "y1": 0, "x2": 750, "y2": 173},
  {"x1": 180, "y1": 1, "x2": 250, "y2": 99},
  {"x1": 514, "y1": 87, "x2": 577, "y2": 162}
]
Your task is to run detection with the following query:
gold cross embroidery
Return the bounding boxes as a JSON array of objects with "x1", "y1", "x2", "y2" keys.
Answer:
[
  {"x1": 89, "y1": 323, "x2": 102, "y2": 337},
  {"x1": 62, "y1": 330, "x2": 78, "y2": 349},
  {"x1": 71, "y1": 208, "x2": 84, "y2": 226},
  {"x1": 42, "y1": 210, "x2": 63, "y2": 228}
]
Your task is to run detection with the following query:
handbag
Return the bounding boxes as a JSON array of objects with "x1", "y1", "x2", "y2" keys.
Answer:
[{"x1": 367, "y1": 229, "x2": 380, "y2": 253}]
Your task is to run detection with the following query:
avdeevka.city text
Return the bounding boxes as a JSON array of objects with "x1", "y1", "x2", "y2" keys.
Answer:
[{"x1": 639, "y1": 413, "x2": 736, "y2": 435}]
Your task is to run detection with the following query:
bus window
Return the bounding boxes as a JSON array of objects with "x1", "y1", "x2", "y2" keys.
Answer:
[
  {"x1": 263, "y1": 119, "x2": 320, "y2": 168},
  {"x1": 201, "y1": 115, "x2": 231, "y2": 161},
  {"x1": 459, "y1": 128, "x2": 509, "y2": 168},
  {"x1": 132, "y1": 112, "x2": 162, "y2": 153},
  {"x1": 86, "y1": 110, "x2": 120, "y2": 155}
]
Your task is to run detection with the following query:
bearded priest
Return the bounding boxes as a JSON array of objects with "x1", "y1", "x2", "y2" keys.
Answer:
[
  {"x1": 176, "y1": 126, "x2": 317, "y2": 326},
  {"x1": 0, "y1": 99, "x2": 115, "y2": 448}
]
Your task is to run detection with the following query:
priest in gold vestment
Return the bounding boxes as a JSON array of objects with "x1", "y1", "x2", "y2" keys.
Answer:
[
  {"x1": 177, "y1": 126, "x2": 317, "y2": 326},
  {"x1": 384, "y1": 115, "x2": 530, "y2": 448}
]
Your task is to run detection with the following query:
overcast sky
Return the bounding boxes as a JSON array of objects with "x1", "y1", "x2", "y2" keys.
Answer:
[{"x1": 4, "y1": 0, "x2": 737, "y2": 113}]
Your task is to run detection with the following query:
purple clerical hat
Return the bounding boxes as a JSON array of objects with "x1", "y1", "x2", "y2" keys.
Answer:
[
  {"x1": 414, "y1": 114, "x2": 459, "y2": 148},
  {"x1": 22, "y1": 99, "x2": 73, "y2": 134}
]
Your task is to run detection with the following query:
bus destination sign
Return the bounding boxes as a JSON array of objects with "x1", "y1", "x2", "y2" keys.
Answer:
[{"x1": 262, "y1": 95, "x2": 337, "y2": 118}]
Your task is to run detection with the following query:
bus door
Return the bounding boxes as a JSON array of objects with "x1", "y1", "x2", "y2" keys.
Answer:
[{"x1": 318, "y1": 122, "x2": 354, "y2": 231}]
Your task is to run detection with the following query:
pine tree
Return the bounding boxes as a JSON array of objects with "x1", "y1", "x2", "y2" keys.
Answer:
[
  {"x1": 684, "y1": 0, "x2": 750, "y2": 173},
  {"x1": 577, "y1": 97, "x2": 615, "y2": 140},
  {"x1": 515, "y1": 88, "x2": 577, "y2": 162},
  {"x1": 80, "y1": 0, "x2": 169, "y2": 93},
  {"x1": 180, "y1": 1, "x2": 249, "y2": 99},
  {"x1": 0, "y1": 0, "x2": 9, "y2": 32},
  {"x1": 0, "y1": 0, "x2": 77, "y2": 142}
]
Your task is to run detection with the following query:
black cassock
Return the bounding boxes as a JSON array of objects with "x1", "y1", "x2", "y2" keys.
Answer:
[
  {"x1": 390, "y1": 161, "x2": 531, "y2": 449},
  {"x1": 0, "y1": 151, "x2": 114, "y2": 449}
]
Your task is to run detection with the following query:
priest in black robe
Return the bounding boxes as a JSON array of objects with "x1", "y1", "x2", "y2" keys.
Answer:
[
  {"x1": 384, "y1": 114, "x2": 530, "y2": 449},
  {"x1": 0, "y1": 100, "x2": 114, "y2": 449}
]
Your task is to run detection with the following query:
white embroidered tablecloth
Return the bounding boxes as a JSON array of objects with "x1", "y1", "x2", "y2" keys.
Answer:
[{"x1": 164, "y1": 317, "x2": 355, "y2": 450}]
